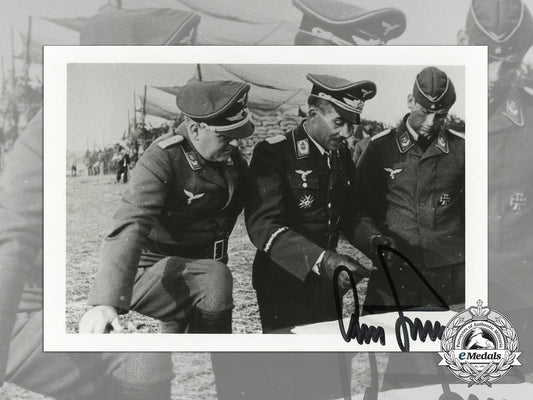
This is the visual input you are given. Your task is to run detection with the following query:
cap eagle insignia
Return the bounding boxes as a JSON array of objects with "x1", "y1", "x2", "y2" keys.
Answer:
[{"x1": 382, "y1": 21, "x2": 401, "y2": 35}]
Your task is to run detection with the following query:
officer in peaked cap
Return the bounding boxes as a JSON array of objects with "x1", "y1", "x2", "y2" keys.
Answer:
[
  {"x1": 211, "y1": 73, "x2": 377, "y2": 400},
  {"x1": 80, "y1": 80, "x2": 252, "y2": 334},
  {"x1": 355, "y1": 66, "x2": 465, "y2": 313},
  {"x1": 245, "y1": 73, "x2": 376, "y2": 333}
]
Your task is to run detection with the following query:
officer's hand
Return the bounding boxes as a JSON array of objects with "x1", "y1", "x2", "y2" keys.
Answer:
[
  {"x1": 370, "y1": 234, "x2": 396, "y2": 263},
  {"x1": 78, "y1": 305, "x2": 123, "y2": 333},
  {"x1": 320, "y1": 250, "x2": 375, "y2": 291}
]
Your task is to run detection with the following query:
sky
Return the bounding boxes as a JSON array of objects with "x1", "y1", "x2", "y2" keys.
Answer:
[{"x1": 67, "y1": 63, "x2": 465, "y2": 152}]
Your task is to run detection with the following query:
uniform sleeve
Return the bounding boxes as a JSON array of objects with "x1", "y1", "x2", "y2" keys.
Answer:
[
  {"x1": 244, "y1": 141, "x2": 323, "y2": 282},
  {"x1": 87, "y1": 144, "x2": 173, "y2": 312},
  {"x1": 339, "y1": 146, "x2": 363, "y2": 243},
  {"x1": 0, "y1": 111, "x2": 43, "y2": 381},
  {"x1": 352, "y1": 140, "x2": 383, "y2": 255}
]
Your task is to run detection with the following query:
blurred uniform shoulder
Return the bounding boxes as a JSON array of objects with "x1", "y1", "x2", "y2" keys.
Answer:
[
  {"x1": 250, "y1": 133, "x2": 290, "y2": 168},
  {"x1": 155, "y1": 133, "x2": 184, "y2": 149},
  {"x1": 253, "y1": 133, "x2": 289, "y2": 157},
  {"x1": 370, "y1": 128, "x2": 393, "y2": 143},
  {"x1": 265, "y1": 134, "x2": 287, "y2": 145},
  {"x1": 448, "y1": 129, "x2": 465, "y2": 140}
]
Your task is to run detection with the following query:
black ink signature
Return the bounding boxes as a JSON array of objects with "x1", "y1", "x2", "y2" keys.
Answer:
[
  {"x1": 334, "y1": 245, "x2": 449, "y2": 350},
  {"x1": 334, "y1": 264, "x2": 386, "y2": 345}
]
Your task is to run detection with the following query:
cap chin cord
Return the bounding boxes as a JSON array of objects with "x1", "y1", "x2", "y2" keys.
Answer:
[
  {"x1": 198, "y1": 112, "x2": 251, "y2": 133},
  {"x1": 302, "y1": 27, "x2": 353, "y2": 45},
  {"x1": 312, "y1": 92, "x2": 363, "y2": 115},
  {"x1": 299, "y1": 27, "x2": 387, "y2": 45}
]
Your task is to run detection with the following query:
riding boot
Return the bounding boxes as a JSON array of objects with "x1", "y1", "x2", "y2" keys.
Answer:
[
  {"x1": 159, "y1": 319, "x2": 189, "y2": 333},
  {"x1": 189, "y1": 307, "x2": 232, "y2": 333}
]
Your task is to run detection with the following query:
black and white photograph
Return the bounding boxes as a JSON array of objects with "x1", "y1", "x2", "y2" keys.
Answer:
[
  {"x1": 43, "y1": 46, "x2": 485, "y2": 352},
  {"x1": 3, "y1": 0, "x2": 533, "y2": 398}
]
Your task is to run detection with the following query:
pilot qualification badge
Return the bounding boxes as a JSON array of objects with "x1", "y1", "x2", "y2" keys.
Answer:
[{"x1": 298, "y1": 194, "x2": 314, "y2": 209}]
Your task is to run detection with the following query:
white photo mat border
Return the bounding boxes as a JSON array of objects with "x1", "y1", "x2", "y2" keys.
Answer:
[{"x1": 43, "y1": 45, "x2": 488, "y2": 352}]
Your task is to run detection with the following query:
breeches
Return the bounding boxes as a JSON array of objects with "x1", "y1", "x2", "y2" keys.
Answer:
[
  {"x1": 5, "y1": 310, "x2": 173, "y2": 400},
  {"x1": 255, "y1": 274, "x2": 337, "y2": 333},
  {"x1": 132, "y1": 254, "x2": 233, "y2": 327}
]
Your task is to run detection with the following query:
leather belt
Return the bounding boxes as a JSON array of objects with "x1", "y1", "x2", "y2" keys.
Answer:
[{"x1": 146, "y1": 238, "x2": 228, "y2": 261}]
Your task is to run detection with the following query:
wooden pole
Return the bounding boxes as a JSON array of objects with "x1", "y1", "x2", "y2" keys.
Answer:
[
  {"x1": 132, "y1": 93, "x2": 136, "y2": 127},
  {"x1": 142, "y1": 85, "x2": 147, "y2": 125},
  {"x1": 24, "y1": 16, "x2": 32, "y2": 87},
  {"x1": 9, "y1": 27, "x2": 19, "y2": 140},
  {"x1": 1, "y1": 56, "x2": 5, "y2": 97},
  {"x1": 10, "y1": 27, "x2": 16, "y2": 89},
  {"x1": 196, "y1": 63, "x2": 202, "y2": 81}
]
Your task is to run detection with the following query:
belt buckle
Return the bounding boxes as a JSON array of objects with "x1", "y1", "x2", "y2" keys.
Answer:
[{"x1": 214, "y1": 239, "x2": 225, "y2": 261}]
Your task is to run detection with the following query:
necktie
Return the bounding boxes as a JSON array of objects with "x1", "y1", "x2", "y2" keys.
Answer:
[{"x1": 323, "y1": 152, "x2": 331, "y2": 169}]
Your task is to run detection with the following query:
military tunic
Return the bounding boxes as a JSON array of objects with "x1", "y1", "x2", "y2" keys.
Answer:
[
  {"x1": 0, "y1": 111, "x2": 173, "y2": 398},
  {"x1": 356, "y1": 114, "x2": 465, "y2": 309},
  {"x1": 488, "y1": 86, "x2": 533, "y2": 308},
  {"x1": 245, "y1": 122, "x2": 359, "y2": 331},
  {"x1": 488, "y1": 86, "x2": 533, "y2": 373},
  {"x1": 88, "y1": 123, "x2": 248, "y2": 313}
]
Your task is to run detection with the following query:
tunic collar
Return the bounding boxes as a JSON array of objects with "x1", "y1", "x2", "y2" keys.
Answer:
[{"x1": 303, "y1": 121, "x2": 328, "y2": 156}]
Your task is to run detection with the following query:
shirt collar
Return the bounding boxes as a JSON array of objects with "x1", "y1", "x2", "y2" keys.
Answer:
[{"x1": 303, "y1": 121, "x2": 327, "y2": 155}]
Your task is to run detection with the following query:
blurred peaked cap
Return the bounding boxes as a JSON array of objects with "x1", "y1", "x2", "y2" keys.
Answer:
[
  {"x1": 466, "y1": 0, "x2": 533, "y2": 57},
  {"x1": 176, "y1": 80, "x2": 254, "y2": 139},
  {"x1": 293, "y1": 0, "x2": 406, "y2": 43},
  {"x1": 79, "y1": 8, "x2": 201, "y2": 45},
  {"x1": 413, "y1": 67, "x2": 456, "y2": 111},
  {"x1": 307, "y1": 73, "x2": 377, "y2": 124}
]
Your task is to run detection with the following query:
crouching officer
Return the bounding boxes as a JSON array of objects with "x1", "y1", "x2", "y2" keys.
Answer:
[
  {"x1": 79, "y1": 80, "x2": 253, "y2": 333},
  {"x1": 245, "y1": 73, "x2": 377, "y2": 332}
]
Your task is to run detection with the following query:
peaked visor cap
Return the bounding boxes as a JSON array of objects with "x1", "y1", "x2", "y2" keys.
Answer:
[
  {"x1": 466, "y1": 0, "x2": 533, "y2": 58},
  {"x1": 307, "y1": 73, "x2": 376, "y2": 124},
  {"x1": 413, "y1": 67, "x2": 456, "y2": 112},
  {"x1": 176, "y1": 79, "x2": 254, "y2": 139}
]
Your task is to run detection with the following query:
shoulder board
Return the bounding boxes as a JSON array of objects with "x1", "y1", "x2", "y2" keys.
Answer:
[
  {"x1": 157, "y1": 135, "x2": 184, "y2": 149},
  {"x1": 265, "y1": 134, "x2": 286, "y2": 144},
  {"x1": 448, "y1": 129, "x2": 465, "y2": 139},
  {"x1": 371, "y1": 128, "x2": 392, "y2": 142}
]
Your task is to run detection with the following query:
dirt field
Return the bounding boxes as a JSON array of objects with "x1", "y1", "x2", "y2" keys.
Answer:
[{"x1": 61, "y1": 173, "x2": 388, "y2": 399}]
